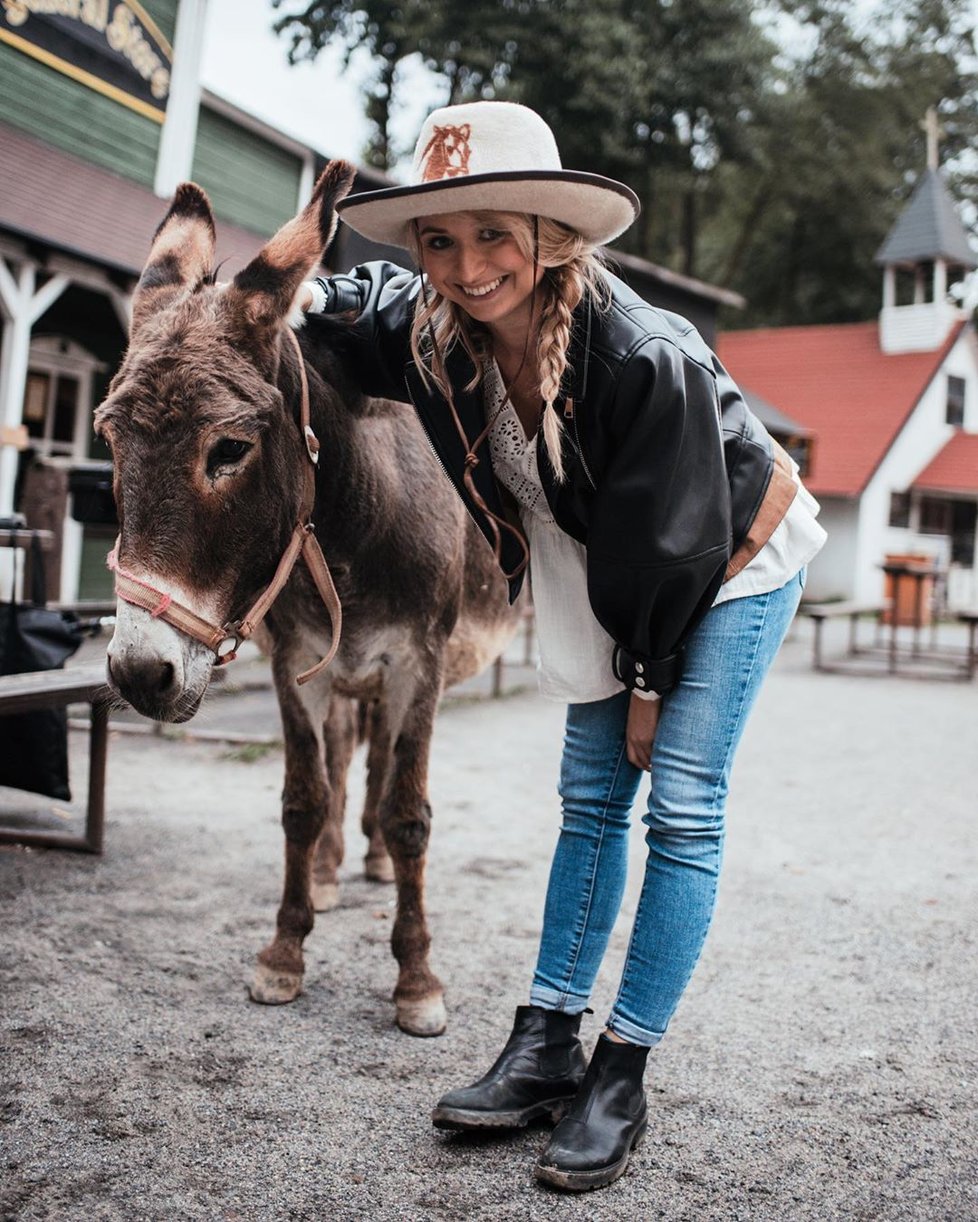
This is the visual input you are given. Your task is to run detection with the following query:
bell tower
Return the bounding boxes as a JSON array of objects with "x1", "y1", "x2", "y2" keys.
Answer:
[{"x1": 875, "y1": 108, "x2": 977, "y2": 354}]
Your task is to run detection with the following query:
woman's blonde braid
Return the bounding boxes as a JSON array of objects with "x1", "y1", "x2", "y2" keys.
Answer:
[{"x1": 536, "y1": 264, "x2": 584, "y2": 482}]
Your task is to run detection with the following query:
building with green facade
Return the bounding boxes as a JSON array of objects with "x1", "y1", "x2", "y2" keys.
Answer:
[{"x1": 0, "y1": 0, "x2": 392, "y2": 600}]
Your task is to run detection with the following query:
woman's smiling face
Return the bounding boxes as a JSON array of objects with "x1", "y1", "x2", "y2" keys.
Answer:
[{"x1": 416, "y1": 211, "x2": 542, "y2": 334}]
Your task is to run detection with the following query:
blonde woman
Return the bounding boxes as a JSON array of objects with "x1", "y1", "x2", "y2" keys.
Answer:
[{"x1": 303, "y1": 101, "x2": 825, "y2": 1193}]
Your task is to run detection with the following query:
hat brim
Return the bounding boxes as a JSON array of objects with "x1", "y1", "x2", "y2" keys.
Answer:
[{"x1": 335, "y1": 170, "x2": 640, "y2": 250}]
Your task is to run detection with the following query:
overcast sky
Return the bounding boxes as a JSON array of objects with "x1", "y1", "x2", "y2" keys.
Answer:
[{"x1": 200, "y1": 0, "x2": 443, "y2": 174}]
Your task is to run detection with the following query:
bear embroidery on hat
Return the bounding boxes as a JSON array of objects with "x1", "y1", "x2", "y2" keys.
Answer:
[{"x1": 421, "y1": 124, "x2": 472, "y2": 182}]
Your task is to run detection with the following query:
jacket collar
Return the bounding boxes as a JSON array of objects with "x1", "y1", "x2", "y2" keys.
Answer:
[
  {"x1": 406, "y1": 344, "x2": 528, "y2": 582},
  {"x1": 443, "y1": 341, "x2": 491, "y2": 460}
]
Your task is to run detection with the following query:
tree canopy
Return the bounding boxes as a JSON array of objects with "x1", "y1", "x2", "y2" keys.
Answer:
[{"x1": 272, "y1": 0, "x2": 978, "y2": 327}]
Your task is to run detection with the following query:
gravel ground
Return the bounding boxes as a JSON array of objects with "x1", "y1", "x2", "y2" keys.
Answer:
[{"x1": 1, "y1": 622, "x2": 976, "y2": 1221}]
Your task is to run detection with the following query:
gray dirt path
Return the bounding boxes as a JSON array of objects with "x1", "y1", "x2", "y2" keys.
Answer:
[{"x1": 1, "y1": 623, "x2": 976, "y2": 1221}]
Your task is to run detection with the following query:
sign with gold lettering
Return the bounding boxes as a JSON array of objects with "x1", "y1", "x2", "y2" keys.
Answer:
[{"x1": 0, "y1": 1, "x2": 172, "y2": 123}]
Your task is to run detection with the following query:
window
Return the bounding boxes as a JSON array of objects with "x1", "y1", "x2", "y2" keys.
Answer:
[
  {"x1": 888, "y1": 491, "x2": 911, "y2": 528},
  {"x1": 919, "y1": 496, "x2": 952, "y2": 536},
  {"x1": 951, "y1": 501, "x2": 977, "y2": 565},
  {"x1": 21, "y1": 370, "x2": 80, "y2": 458},
  {"x1": 947, "y1": 375, "x2": 966, "y2": 426}
]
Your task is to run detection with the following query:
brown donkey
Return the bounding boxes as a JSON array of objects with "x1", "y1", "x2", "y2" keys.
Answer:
[{"x1": 97, "y1": 163, "x2": 519, "y2": 1036}]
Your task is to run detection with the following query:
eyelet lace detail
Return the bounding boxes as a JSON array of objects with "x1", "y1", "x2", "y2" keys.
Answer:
[{"x1": 484, "y1": 361, "x2": 555, "y2": 523}]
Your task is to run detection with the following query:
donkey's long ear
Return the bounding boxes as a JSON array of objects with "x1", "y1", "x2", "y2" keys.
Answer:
[
  {"x1": 131, "y1": 183, "x2": 217, "y2": 337},
  {"x1": 228, "y1": 160, "x2": 356, "y2": 332}
]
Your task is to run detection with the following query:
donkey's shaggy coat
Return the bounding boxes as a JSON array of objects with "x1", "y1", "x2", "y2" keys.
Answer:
[{"x1": 98, "y1": 163, "x2": 519, "y2": 1035}]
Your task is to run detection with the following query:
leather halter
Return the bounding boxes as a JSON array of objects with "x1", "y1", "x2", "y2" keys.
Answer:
[{"x1": 108, "y1": 328, "x2": 343, "y2": 686}]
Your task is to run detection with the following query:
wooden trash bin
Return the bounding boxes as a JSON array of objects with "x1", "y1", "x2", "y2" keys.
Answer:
[{"x1": 882, "y1": 554, "x2": 936, "y2": 627}]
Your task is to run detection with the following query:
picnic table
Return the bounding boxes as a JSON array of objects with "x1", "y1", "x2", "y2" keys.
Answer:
[
  {"x1": 801, "y1": 560, "x2": 976, "y2": 679},
  {"x1": 0, "y1": 662, "x2": 110, "y2": 853}
]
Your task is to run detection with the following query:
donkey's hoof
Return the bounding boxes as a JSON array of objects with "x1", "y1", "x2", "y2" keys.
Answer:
[
  {"x1": 310, "y1": 880, "x2": 341, "y2": 911},
  {"x1": 249, "y1": 963, "x2": 303, "y2": 1005},
  {"x1": 364, "y1": 853, "x2": 395, "y2": 884},
  {"x1": 396, "y1": 994, "x2": 447, "y2": 1037}
]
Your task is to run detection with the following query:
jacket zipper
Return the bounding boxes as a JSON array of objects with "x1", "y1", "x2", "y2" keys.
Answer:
[
  {"x1": 570, "y1": 407, "x2": 597, "y2": 490},
  {"x1": 568, "y1": 305, "x2": 596, "y2": 490},
  {"x1": 416, "y1": 403, "x2": 461, "y2": 490}
]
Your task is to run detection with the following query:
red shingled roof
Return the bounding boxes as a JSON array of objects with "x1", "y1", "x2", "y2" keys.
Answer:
[
  {"x1": 913, "y1": 431, "x2": 978, "y2": 493},
  {"x1": 717, "y1": 320, "x2": 967, "y2": 497},
  {"x1": 0, "y1": 121, "x2": 267, "y2": 279}
]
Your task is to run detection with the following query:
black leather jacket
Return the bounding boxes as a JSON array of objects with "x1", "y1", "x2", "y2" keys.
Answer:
[{"x1": 311, "y1": 262, "x2": 776, "y2": 696}]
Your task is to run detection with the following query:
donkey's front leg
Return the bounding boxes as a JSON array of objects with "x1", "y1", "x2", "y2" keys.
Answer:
[
  {"x1": 250, "y1": 667, "x2": 331, "y2": 1005},
  {"x1": 310, "y1": 694, "x2": 357, "y2": 912},
  {"x1": 380, "y1": 679, "x2": 446, "y2": 1037},
  {"x1": 361, "y1": 700, "x2": 395, "y2": 883}
]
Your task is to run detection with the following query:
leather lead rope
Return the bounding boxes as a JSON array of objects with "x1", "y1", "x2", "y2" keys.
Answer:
[
  {"x1": 282, "y1": 327, "x2": 344, "y2": 684},
  {"x1": 109, "y1": 327, "x2": 343, "y2": 686}
]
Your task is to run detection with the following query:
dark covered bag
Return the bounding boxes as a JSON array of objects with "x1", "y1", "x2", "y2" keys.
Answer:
[{"x1": 0, "y1": 533, "x2": 83, "y2": 800}]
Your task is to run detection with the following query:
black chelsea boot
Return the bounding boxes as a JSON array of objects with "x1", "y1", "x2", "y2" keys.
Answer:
[
  {"x1": 534, "y1": 1033, "x2": 649, "y2": 1191},
  {"x1": 431, "y1": 1005, "x2": 587, "y2": 1131}
]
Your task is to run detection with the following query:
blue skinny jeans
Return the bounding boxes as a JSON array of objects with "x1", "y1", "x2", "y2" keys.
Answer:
[{"x1": 529, "y1": 571, "x2": 804, "y2": 1045}]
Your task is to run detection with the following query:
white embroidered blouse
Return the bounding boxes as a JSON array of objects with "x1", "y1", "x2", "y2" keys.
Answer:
[{"x1": 483, "y1": 360, "x2": 825, "y2": 703}]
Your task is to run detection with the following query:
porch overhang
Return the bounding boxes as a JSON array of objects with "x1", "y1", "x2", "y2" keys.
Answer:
[{"x1": 912, "y1": 432, "x2": 978, "y2": 496}]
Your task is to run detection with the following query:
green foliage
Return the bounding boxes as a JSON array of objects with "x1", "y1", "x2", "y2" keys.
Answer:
[
  {"x1": 706, "y1": 0, "x2": 978, "y2": 325},
  {"x1": 272, "y1": 0, "x2": 978, "y2": 327}
]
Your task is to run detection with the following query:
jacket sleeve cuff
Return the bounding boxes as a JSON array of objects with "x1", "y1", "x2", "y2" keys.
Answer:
[
  {"x1": 612, "y1": 645, "x2": 682, "y2": 697},
  {"x1": 311, "y1": 275, "x2": 365, "y2": 314}
]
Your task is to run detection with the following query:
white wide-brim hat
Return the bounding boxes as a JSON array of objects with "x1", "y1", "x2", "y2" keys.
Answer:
[{"x1": 337, "y1": 101, "x2": 640, "y2": 250}]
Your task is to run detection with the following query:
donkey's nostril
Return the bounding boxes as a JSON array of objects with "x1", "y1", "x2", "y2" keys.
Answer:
[{"x1": 111, "y1": 654, "x2": 178, "y2": 699}]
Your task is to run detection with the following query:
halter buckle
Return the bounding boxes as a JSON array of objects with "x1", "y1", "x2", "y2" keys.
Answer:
[
  {"x1": 304, "y1": 425, "x2": 320, "y2": 465},
  {"x1": 215, "y1": 620, "x2": 243, "y2": 665}
]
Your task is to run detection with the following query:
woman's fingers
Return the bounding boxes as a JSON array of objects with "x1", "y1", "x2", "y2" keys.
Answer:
[{"x1": 626, "y1": 693, "x2": 661, "y2": 772}]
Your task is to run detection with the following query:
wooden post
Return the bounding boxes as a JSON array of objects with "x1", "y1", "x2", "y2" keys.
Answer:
[{"x1": 22, "y1": 461, "x2": 68, "y2": 601}]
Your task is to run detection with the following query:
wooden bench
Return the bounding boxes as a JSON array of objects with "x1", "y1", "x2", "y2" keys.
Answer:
[
  {"x1": 800, "y1": 601, "x2": 889, "y2": 671},
  {"x1": 0, "y1": 662, "x2": 110, "y2": 854}
]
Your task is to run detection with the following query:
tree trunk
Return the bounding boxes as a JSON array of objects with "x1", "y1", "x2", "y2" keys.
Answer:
[
  {"x1": 641, "y1": 162, "x2": 657, "y2": 259},
  {"x1": 681, "y1": 185, "x2": 697, "y2": 277},
  {"x1": 721, "y1": 180, "x2": 772, "y2": 287},
  {"x1": 448, "y1": 64, "x2": 463, "y2": 105},
  {"x1": 780, "y1": 212, "x2": 806, "y2": 319},
  {"x1": 366, "y1": 58, "x2": 398, "y2": 171}
]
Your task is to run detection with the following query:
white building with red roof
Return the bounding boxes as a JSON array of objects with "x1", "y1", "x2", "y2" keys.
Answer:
[{"x1": 718, "y1": 137, "x2": 978, "y2": 609}]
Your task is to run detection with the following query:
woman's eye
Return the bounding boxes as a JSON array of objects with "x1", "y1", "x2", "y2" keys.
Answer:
[
  {"x1": 207, "y1": 438, "x2": 252, "y2": 475},
  {"x1": 425, "y1": 236, "x2": 451, "y2": 251},
  {"x1": 480, "y1": 229, "x2": 504, "y2": 241}
]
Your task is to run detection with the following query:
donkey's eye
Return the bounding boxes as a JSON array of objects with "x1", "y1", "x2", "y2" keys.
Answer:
[{"x1": 207, "y1": 438, "x2": 252, "y2": 475}]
